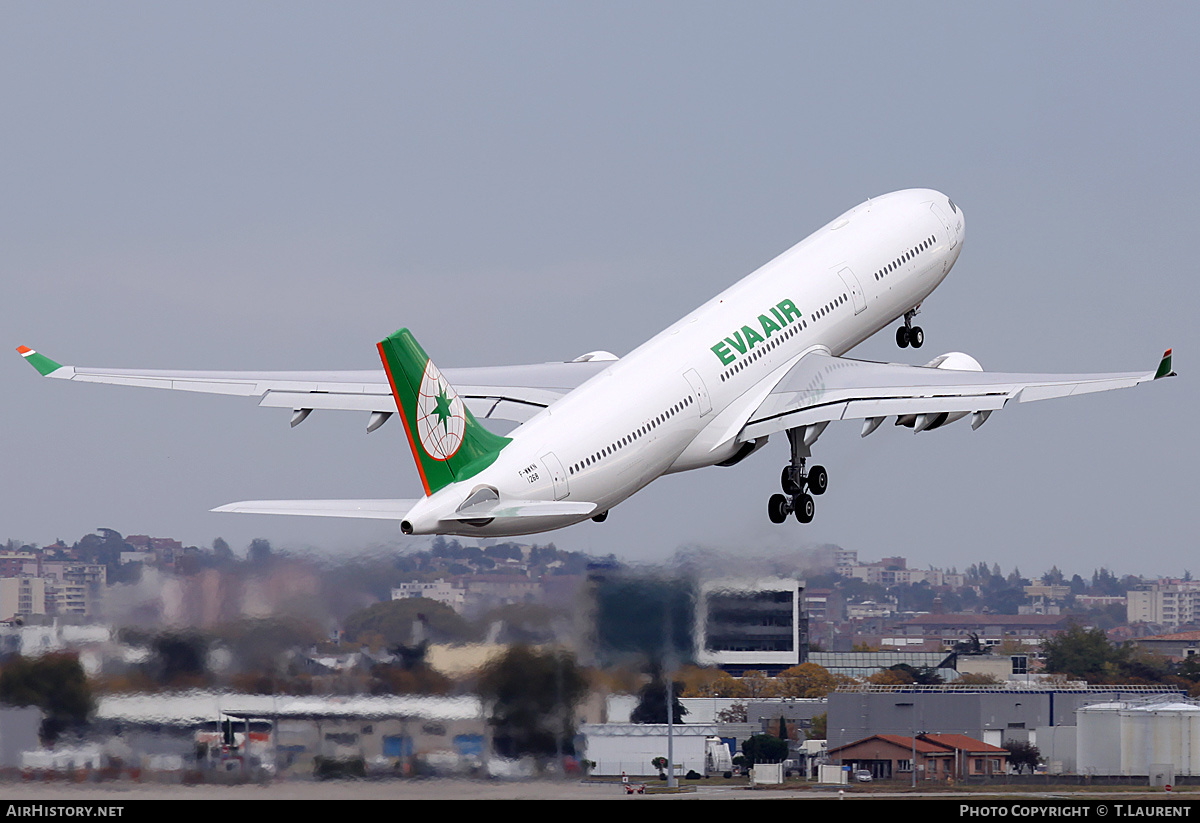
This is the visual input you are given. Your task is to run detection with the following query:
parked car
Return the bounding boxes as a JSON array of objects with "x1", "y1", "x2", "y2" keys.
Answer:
[{"x1": 854, "y1": 769, "x2": 873, "y2": 782}]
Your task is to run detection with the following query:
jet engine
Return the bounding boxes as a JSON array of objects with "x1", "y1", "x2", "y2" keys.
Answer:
[{"x1": 895, "y1": 351, "x2": 984, "y2": 432}]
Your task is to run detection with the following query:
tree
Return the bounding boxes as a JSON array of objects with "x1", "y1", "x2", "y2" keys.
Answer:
[
  {"x1": 1040, "y1": 622, "x2": 1124, "y2": 682},
  {"x1": 651, "y1": 756, "x2": 668, "y2": 778},
  {"x1": 806, "y1": 712, "x2": 827, "y2": 740},
  {"x1": 716, "y1": 703, "x2": 747, "y2": 723},
  {"x1": 957, "y1": 673, "x2": 1003, "y2": 685},
  {"x1": 477, "y1": 646, "x2": 588, "y2": 759},
  {"x1": 866, "y1": 664, "x2": 942, "y2": 686},
  {"x1": 630, "y1": 673, "x2": 689, "y2": 724},
  {"x1": 742, "y1": 734, "x2": 788, "y2": 764},
  {"x1": 151, "y1": 632, "x2": 210, "y2": 687},
  {"x1": 676, "y1": 665, "x2": 744, "y2": 698},
  {"x1": 0, "y1": 653, "x2": 93, "y2": 743},
  {"x1": 212, "y1": 537, "x2": 234, "y2": 562},
  {"x1": 247, "y1": 538, "x2": 273, "y2": 564},
  {"x1": 776, "y1": 662, "x2": 839, "y2": 698},
  {"x1": 739, "y1": 670, "x2": 778, "y2": 698},
  {"x1": 343, "y1": 597, "x2": 474, "y2": 647},
  {"x1": 1005, "y1": 740, "x2": 1040, "y2": 774}
]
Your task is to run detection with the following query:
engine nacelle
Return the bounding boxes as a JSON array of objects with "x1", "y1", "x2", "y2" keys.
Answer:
[{"x1": 896, "y1": 352, "x2": 983, "y2": 431}]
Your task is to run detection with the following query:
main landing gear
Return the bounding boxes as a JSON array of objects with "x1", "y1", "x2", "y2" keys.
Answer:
[
  {"x1": 768, "y1": 426, "x2": 828, "y2": 525},
  {"x1": 896, "y1": 308, "x2": 924, "y2": 349}
]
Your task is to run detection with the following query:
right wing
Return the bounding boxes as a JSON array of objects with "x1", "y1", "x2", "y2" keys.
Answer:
[
  {"x1": 738, "y1": 348, "x2": 1175, "y2": 441},
  {"x1": 16, "y1": 345, "x2": 616, "y2": 426}
]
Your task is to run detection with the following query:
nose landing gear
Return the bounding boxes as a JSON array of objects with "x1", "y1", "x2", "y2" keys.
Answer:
[{"x1": 896, "y1": 308, "x2": 924, "y2": 349}]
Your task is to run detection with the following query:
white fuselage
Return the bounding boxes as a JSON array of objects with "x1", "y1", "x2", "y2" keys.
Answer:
[{"x1": 402, "y1": 189, "x2": 966, "y2": 535}]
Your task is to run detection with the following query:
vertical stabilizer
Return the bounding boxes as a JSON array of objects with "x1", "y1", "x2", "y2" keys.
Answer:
[{"x1": 377, "y1": 329, "x2": 511, "y2": 495}]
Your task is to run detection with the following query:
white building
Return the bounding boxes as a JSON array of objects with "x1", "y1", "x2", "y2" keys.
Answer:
[
  {"x1": 579, "y1": 723, "x2": 721, "y2": 777},
  {"x1": 1128, "y1": 582, "x2": 1200, "y2": 629},
  {"x1": 391, "y1": 579, "x2": 465, "y2": 612},
  {"x1": 694, "y1": 578, "x2": 805, "y2": 674}
]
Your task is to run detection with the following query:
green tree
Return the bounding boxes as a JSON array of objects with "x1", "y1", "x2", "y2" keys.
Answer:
[
  {"x1": 0, "y1": 653, "x2": 93, "y2": 743},
  {"x1": 1005, "y1": 740, "x2": 1040, "y2": 774},
  {"x1": 151, "y1": 632, "x2": 210, "y2": 687},
  {"x1": 806, "y1": 712, "x2": 827, "y2": 740},
  {"x1": 477, "y1": 646, "x2": 588, "y2": 759},
  {"x1": 630, "y1": 672, "x2": 689, "y2": 724},
  {"x1": 742, "y1": 734, "x2": 788, "y2": 764},
  {"x1": 1040, "y1": 622, "x2": 1125, "y2": 682}
]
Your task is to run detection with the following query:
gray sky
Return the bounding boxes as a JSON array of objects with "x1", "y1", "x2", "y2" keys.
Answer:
[{"x1": 3, "y1": 2, "x2": 1195, "y2": 577}]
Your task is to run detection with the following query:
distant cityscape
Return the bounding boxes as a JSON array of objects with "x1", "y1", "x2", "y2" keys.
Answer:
[{"x1": 1, "y1": 528, "x2": 1198, "y2": 785}]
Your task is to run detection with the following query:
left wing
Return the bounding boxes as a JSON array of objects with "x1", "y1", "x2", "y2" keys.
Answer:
[
  {"x1": 739, "y1": 349, "x2": 1175, "y2": 440},
  {"x1": 16, "y1": 346, "x2": 617, "y2": 426}
]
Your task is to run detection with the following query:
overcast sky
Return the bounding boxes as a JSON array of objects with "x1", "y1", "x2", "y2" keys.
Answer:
[{"x1": 2, "y1": 2, "x2": 1195, "y2": 578}]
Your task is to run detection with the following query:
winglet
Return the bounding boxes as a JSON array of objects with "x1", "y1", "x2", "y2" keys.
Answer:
[
  {"x1": 16, "y1": 346, "x2": 64, "y2": 377},
  {"x1": 1154, "y1": 349, "x2": 1176, "y2": 380}
]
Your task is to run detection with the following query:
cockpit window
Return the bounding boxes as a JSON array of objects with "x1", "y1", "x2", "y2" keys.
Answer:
[{"x1": 948, "y1": 199, "x2": 957, "y2": 214}]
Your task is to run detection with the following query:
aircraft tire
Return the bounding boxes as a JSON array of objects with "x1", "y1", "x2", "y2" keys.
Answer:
[
  {"x1": 793, "y1": 493, "x2": 815, "y2": 523},
  {"x1": 896, "y1": 326, "x2": 910, "y2": 348},
  {"x1": 910, "y1": 326, "x2": 924, "y2": 348},
  {"x1": 808, "y1": 465, "x2": 828, "y2": 495},
  {"x1": 768, "y1": 494, "x2": 790, "y2": 524}
]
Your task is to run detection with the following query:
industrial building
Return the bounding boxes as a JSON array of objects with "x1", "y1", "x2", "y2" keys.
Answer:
[{"x1": 828, "y1": 683, "x2": 1184, "y2": 774}]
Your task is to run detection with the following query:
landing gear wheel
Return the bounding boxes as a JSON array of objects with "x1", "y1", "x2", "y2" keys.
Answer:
[
  {"x1": 910, "y1": 326, "x2": 924, "y2": 348},
  {"x1": 781, "y1": 467, "x2": 803, "y2": 496},
  {"x1": 793, "y1": 493, "x2": 815, "y2": 523},
  {"x1": 896, "y1": 326, "x2": 910, "y2": 348},
  {"x1": 768, "y1": 494, "x2": 789, "y2": 524},
  {"x1": 592, "y1": 511, "x2": 608, "y2": 523},
  {"x1": 807, "y1": 465, "x2": 828, "y2": 496}
]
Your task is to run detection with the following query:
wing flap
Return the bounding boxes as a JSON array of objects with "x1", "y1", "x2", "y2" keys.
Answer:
[{"x1": 259, "y1": 391, "x2": 393, "y2": 412}]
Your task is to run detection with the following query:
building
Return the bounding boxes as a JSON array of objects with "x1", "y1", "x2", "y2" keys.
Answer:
[
  {"x1": 391, "y1": 579, "x2": 465, "y2": 612},
  {"x1": 827, "y1": 683, "x2": 1184, "y2": 755},
  {"x1": 1131, "y1": 630, "x2": 1200, "y2": 661},
  {"x1": 840, "y1": 555, "x2": 965, "y2": 589},
  {"x1": 893, "y1": 613, "x2": 1072, "y2": 649},
  {"x1": 579, "y1": 723, "x2": 721, "y2": 777},
  {"x1": 0, "y1": 577, "x2": 47, "y2": 620},
  {"x1": 1020, "y1": 585, "x2": 1070, "y2": 616},
  {"x1": 829, "y1": 732, "x2": 1009, "y2": 780},
  {"x1": 1128, "y1": 582, "x2": 1200, "y2": 629},
  {"x1": 810, "y1": 651, "x2": 958, "y2": 682},
  {"x1": 92, "y1": 692, "x2": 486, "y2": 778},
  {"x1": 695, "y1": 578, "x2": 806, "y2": 675}
]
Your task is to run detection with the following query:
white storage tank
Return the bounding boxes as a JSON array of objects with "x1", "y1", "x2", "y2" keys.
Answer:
[{"x1": 1078, "y1": 697, "x2": 1200, "y2": 776}]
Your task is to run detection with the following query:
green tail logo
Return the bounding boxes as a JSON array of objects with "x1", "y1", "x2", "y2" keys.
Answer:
[{"x1": 377, "y1": 328, "x2": 510, "y2": 496}]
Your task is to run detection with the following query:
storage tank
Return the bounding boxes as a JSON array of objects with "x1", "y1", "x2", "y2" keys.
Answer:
[{"x1": 1078, "y1": 697, "x2": 1200, "y2": 776}]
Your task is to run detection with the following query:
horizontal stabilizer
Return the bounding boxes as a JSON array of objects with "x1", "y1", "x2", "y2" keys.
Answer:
[
  {"x1": 212, "y1": 499, "x2": 418, "y2": 520},
  {"x1": 440, "y1": 500, "x2": 597, "y2": 521}
]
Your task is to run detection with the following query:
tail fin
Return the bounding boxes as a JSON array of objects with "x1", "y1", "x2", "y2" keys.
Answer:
[{"x1": 377, "y1": 328, "x2": 511, "y2": 495}]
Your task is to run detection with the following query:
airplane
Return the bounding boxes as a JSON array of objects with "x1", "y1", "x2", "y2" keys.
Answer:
[{"x1": 18, "y1": 189, "x2": 1175, "y2": 537}]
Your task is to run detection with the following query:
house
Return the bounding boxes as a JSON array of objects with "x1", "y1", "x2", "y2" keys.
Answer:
[{"x1": 828, "y1": 732, "x2": 1009, "y2": 781}]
